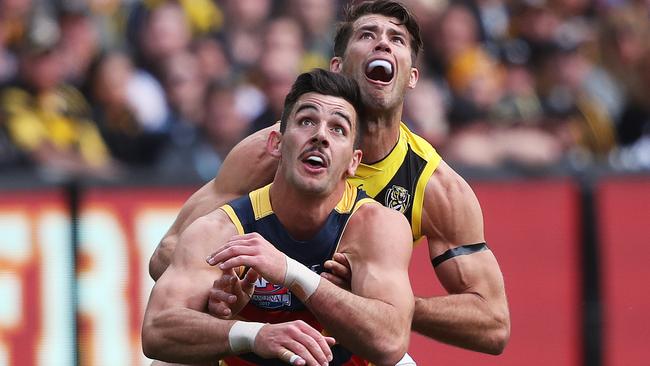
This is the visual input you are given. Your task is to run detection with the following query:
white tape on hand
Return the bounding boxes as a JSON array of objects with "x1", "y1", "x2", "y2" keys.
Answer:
[
  {"x1": 284, "y1": 256, "x2": 321, "y2": 300},
  {"x1": 395, "y1": 353, "x2": 417, "y2": 365},
  {"x1": 289, "y1": 354, "x2": 303, "y2": 365},
  {"x1": 228, "y1": 321, "x2": 265, "y2": 353}
]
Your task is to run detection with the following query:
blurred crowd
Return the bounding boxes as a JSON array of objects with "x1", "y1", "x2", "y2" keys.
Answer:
[{"x1": 1, "y1": 0, "x2": 650, "y2": 182}]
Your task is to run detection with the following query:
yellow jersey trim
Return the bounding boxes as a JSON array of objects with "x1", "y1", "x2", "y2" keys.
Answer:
[
  {"x1": 348, "y1": 129, "x2": 408, "y2": 197},
  {"x1": 246, "y1": 181, "x2": 362, "y2": 218},
  {"x1": 349, "y1": 122, "x2": 442, "y2": 240},
  {"x1": 250, "y1": 184, "x2": 274, "y2": 220},
  {"x1": 335, "y1": 181, "x2": 362, "y2": 213},
  {"x1": 221, "y1": 205, "x2": 245, "y2": 235},
  {"x1": 404, "y1": 123, "x2": 442, "y2": 240}
]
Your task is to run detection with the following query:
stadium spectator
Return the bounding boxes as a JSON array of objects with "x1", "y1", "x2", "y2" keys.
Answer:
[
  {"x1": 87, "y1": 50, "x2": 169, "y2": 166},
  {"x1": 220, "y1": 0, "x2": 272, "y2": 74},
  {"x1": 1, "y1": 0, "x2": 650, "y2": 176},
  {"x1": 192, "y1": 36, "x2": 232, "y2": 84},
  {"x1": 0, "y1": 19, "x2": 117, "y2": 179},
  {"x1": 247, "y1": 17, "x2": 304, "y2": 134},
  {"x1": 136, "y1": 1, "x2": 193, "y2": 78},
  {"x1": 287, "y1": 0, "x2": 338, "y2": 70},
  {"x1": 58, "y1": 10, "x2": 102, "y2": 87}
]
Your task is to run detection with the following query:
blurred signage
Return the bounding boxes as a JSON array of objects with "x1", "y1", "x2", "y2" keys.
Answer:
[{"x1": 0, "y1": 187, "x2": 193, "y2": 366}]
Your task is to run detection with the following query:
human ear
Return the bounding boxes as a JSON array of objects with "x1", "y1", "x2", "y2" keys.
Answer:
[
  {"x1": 266, "y1": 130, "x2": 282, "y2": 158},
  {"x1": 408, "y1": 67, "x2": 419, "y2": 89},
  {"x1": 330, "y1": 57, "x2": 343, "y2": 73},
  {"x1": 346, "y1": 149, "x2": 363, "y2": 176}
]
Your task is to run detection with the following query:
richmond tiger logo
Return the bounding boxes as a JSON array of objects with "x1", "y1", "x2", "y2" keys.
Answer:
[{"x1": 385, "y1": 185, "x2": 411, "y2": 213}]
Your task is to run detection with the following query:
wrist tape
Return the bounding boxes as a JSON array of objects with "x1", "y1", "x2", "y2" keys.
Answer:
[
  {"x1": 228, "y1": 321, "x2": 265, "y2": 353},
  {"x1": 284, "y1": 256, "x2": 321, "y2": 300}
]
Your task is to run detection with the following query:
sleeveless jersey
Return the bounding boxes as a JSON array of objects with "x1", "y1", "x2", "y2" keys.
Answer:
[
  {"x1": 219, "y1": 181, "x2": 376, "y2": 366},
  {"x1": 348, "y1": 122, "x2": 441, "y2": 241}
]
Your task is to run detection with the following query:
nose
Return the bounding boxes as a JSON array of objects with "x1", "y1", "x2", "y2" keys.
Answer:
[
  {"x1": 374, "y1": 35, "x2": 392, "y2": 53},
  {"x1": 311, "y1": 123, "x2": 330, "y2": 148}
]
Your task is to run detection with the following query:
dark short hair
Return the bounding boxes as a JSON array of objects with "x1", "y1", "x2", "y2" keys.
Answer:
[
  {"x1": 334, "y1": 0, "x2": 423, "y2": 64},
  {"x1": 280, "y1": 69, "x2": 365, "y2": 148}
]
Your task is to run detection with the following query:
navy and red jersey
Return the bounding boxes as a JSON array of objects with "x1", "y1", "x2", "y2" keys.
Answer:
[{"x1": 219, "y1": 182, "x2": 375, "y2": 366}]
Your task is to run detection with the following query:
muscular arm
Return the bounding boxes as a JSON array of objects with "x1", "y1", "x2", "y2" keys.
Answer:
[
  {"x1": 143, "y1": 211, "x2": 335, "y2": 365},
  {"x1": 149, "y1": 124, "x2": 280, "y2": 280},
  {"x1": 142, "y1": 213, "x2": 241, "y2": 363},
  {"x1": 413, "y1": 160, "x2": 510, "y2": 354},
  {"x1": 306, "y1": 204, "x2": 414, "y2": 365},
  {"x1": 210, "y1": 204, "x2": 414, "y2": 366}
]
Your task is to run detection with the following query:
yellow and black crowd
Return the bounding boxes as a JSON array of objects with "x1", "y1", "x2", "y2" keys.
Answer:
[{"x1": 1, "y1": 0, "x2": 649, "y2": 181}]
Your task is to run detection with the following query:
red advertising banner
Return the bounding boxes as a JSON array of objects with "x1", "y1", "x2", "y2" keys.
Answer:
[
  {"x1": 598, "y1": 177, "x2": 650, "y2": 366},
  {"x1": 77, "y1": 187, "x2": 195, "y2": 366},
  {"x1": 0, "y1": 189, "x2": 73, "y2": 366},
  {"x1": 407, "y1": 179, "x2": 582, "y2": 366},
  {"x1": 6, "y1": 177, "x2": 647, "y2": 366}
]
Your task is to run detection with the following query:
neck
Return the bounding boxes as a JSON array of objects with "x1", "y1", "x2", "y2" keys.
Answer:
[
  {"x1": 359, "y1": 105, "x2": 403, "y2": 163},
  {"x1": 268, "y1": 178, "x2": 346, "y2": 240}
]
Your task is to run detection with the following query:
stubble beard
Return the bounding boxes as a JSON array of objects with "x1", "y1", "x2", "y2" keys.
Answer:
[{"x1": 361, "y1": 86, "x2": 405, "y2": 120}]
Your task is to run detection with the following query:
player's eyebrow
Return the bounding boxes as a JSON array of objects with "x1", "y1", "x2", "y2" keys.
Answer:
[
  {"x1": 332, "y1": 110, "x2": 352, "y2": 129},
  {"x1": 356, "y1": 23, "x2": 407, "y2": 39},
  {"x1": 357, "y1": 24, "x2": 379, "y2": 33},
  {"x1": 295, "y1": 103, "x2": 352, "y2": 128}
]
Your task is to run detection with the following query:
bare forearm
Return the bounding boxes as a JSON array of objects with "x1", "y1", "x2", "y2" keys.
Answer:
[
  {"x1": 412, "y1": 294, "x2": 509, "y2": 354},
  {"x1": 142, "y1": 308, "x2": 234, "y2": 363},
  {"x1": 305, "y1": 281, "x2": 410, "y2": 365}
]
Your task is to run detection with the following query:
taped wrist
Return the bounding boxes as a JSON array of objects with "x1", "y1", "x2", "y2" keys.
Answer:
[
  {"x1": 228, "y1": 321, "x2": 265, "y2": 353},
  {"x1": 284, "y1": 256, "x2": 320, "y2": 300}
]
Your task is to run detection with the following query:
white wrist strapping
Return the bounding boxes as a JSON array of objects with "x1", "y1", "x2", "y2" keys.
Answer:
[
  {"x1": 284, "y1": 256, "x2": 321, "y2": 300},
  {"x1": 228, "y1": 321, "x2": 265, "y2": 353}
]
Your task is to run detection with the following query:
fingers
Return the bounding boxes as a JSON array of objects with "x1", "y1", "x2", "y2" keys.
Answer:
[
  {"x1": 217, "y1": 256, "x2": 256, "y2": 271},
  {"x1": 278, "y1": 349, "x2": 307, "y2": 366},
  {"x1": 332, "y1": 252, "x2": 351, "y2": 269},
  {"x1": 280, "y1": 349, "x2": 305, "y2": 366},
  {"x1": 322, "y1": 253, "x2": 352, "y2": 290},
  {"x1": 206, "y1": 243, "x2": 257, "y2": 266},
  {"x1": 207, "y1": 276, "x2": 237, "y2": 318},
  {"x1": 323, "y1": 260, "x2": 350, "y2": 279},
  {"x1": 241, "y1": 268, "x2": 260, "y2": 294},
  {"x1": 319, "y1": 272, "x2": 347, "y2": 289},
  {"x1": 257, "y1": 321, "x2": 334, "y2": 366},
  {"x1": 285, "y1": 321, "x2": 333, "y2": 366},
  {"x1": 297, "y1": 323, "x2": 334, "y2": 364},
  {"x1": 283, "y1": 339, "x2": 324, "y2": 366}
]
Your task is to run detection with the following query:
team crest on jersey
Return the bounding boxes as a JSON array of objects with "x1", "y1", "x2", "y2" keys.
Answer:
[
  {"x1": 385, "y1": 185, "x2": 411, "y2": 213},
  {"x1": 250, "y1": 277, "x2": 292, "y2": 309}
]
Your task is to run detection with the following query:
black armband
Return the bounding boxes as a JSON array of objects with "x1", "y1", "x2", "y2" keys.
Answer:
[{"x1": 431, "y1": 242, "x2": 489, "y2": 267}]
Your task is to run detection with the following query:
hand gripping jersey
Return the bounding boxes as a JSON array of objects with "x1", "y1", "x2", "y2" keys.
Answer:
[
  {"x1": 219, "y1": 181, "x2": 376, "y2": 366},
  {"x1": 348, "y1": 123, "x2": 441, "y2": 241}
]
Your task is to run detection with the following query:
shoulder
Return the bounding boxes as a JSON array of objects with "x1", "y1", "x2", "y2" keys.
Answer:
[
  {"x1": 187, "y1": 208, "x2": 238, "y2": 238},
  {"x1": 175, "y1": 209, "x2": 239, "y2": 261},
  {"x1": 347, "y1": 202, "x2": 412, "y2": 248},
  {"x1": 214, "y1": 123, "x2": 280, "y2": 196},
  {"x1": 425, "y1": 160, "x2": 480, "y2": 206},
  {"x1": 340, "y1": 200, "x2": 412, "y2": 272},
  {"x1": 227, "y1": 123, "x2": 279, "y2": 159},
  {"x1": 421, "y1": 159, "x2": 485, "y2": 253}
]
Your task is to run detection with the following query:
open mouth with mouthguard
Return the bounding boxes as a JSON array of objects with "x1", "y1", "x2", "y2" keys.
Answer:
[
  {"x1": 365, "y1": 59, "x2": 394, "y2": 83},
  {"x1": 304, "y1": 155, "x2": 326, "y2": 168}
]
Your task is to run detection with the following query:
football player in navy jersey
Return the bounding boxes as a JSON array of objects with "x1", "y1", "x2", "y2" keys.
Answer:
[{"x1": 142, "y1": 69, "x2": 414, "y2": 366}]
